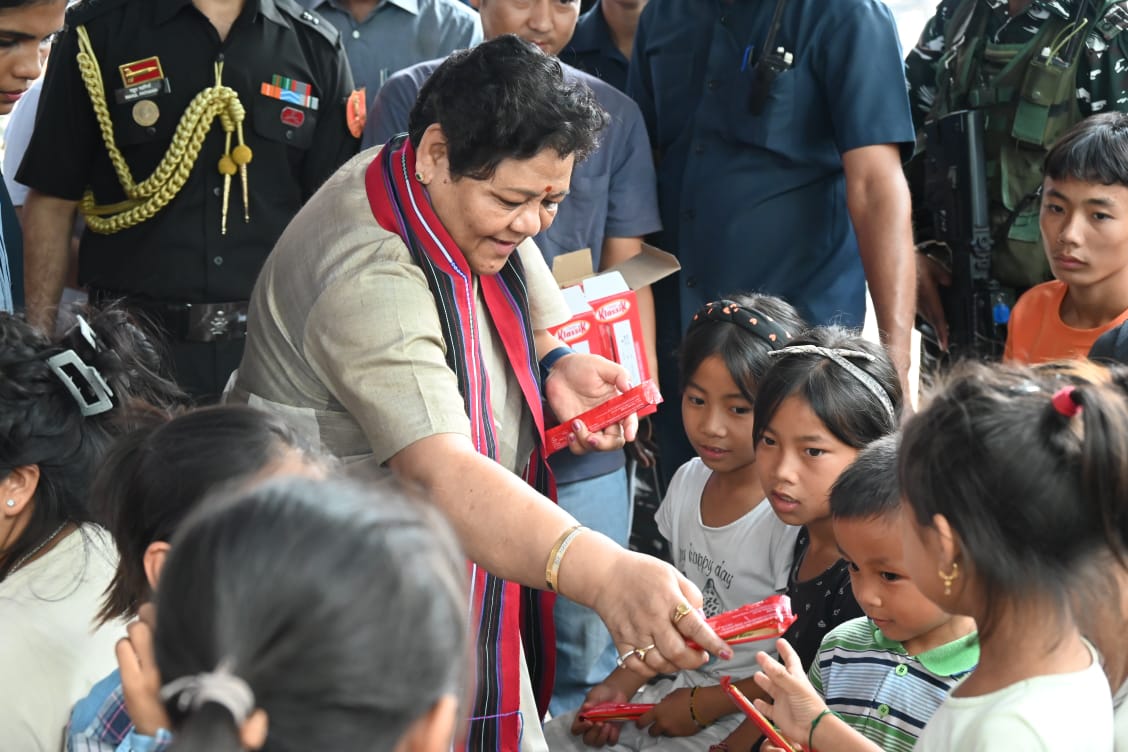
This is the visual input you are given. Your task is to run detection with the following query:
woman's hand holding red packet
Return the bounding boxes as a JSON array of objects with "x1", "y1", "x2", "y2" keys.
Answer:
[{"x1": 686, "y1": 594, "x2": 798, "y2": 650}]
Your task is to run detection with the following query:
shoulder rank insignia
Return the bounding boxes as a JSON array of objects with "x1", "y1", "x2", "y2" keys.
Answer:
[
  {"x1": 347, "y1": 87, "x2": 366, "y2": 139},
  {"x1": 260, "y1": 75, "x2": 319, "y2": 111},
  {"x1": 119, "y1": 56, "x2": 163, "y2": 88}
]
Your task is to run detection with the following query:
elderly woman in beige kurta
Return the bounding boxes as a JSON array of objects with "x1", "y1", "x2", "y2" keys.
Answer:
[{"x1": 229, "y1": 35, "x2": 731, "y2": 752}]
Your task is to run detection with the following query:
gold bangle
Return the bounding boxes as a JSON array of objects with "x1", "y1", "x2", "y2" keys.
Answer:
[
  {"x1": 545, "y1": 524, "x2": 586, "y2": 592},
  {"x1": 689, "y1": 686, "x2": 711, "y2": 729}
]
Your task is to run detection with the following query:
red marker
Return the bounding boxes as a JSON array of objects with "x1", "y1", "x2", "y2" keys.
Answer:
[{"x1": 720, "y1": 676, "x2": 797, "y2": 752}]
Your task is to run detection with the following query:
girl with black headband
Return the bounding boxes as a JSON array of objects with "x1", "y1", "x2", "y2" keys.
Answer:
[
  {"x1": 548, "y1": 293, "x2": 807, "y2": 750},
  {"x1": 707, "y1": 326, "x2": 903, "y2": 751}
]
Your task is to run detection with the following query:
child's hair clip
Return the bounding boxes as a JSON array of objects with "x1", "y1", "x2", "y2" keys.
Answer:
[{"x1": 1051, "y1": 386, "x2": 1082, "y2": 418}]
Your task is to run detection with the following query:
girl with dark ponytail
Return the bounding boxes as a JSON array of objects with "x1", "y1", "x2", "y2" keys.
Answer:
[
  {"x1": 152, "y1": 477, "x2": 467, "y2": 752},
  {"x1": 0, "y1": 307, "x2": 182, "y2": 750},
  {"x1": 892, "y1": 363, "x2": 1121, "y2": 751},
  {"x1": 744, "y1": 362, "x2": 1126, "y2": 752},
  {"x1": 67, "y1": 405, "x2": 325, "y2": 752}
]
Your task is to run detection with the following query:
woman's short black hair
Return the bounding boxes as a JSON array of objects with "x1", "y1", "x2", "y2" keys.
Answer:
[
  {"x1": 93, "y1": 405, "x2": 321, "y2": 625},
  {"x1": 899, "y1": 362, "x2": 1128, "y2": 638},
  {"x1": 408, "y1": 34, "x2": 608, "y2": 180},
  {"x1": 155, "y1": 477, "x2": 467, "y2": 752},
  {"x1": 1044, "y1": 111, "x2": 1128, "y2": 187},
  {"x1": 678, "y1": 293, "x2": 806, "y2": 403},
  {"x1": 752, "y1": 326, "x2": 902, "y2": 448}
]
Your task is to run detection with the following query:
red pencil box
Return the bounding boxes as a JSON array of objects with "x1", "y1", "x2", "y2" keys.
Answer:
[{"x1": 545, "y1": 379, "x2": 663, "y2": 454}]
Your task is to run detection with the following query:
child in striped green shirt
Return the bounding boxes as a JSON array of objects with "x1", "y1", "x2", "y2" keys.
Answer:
[{"x1": 809, "y1": 434, "x2": 979, "y2": 752}]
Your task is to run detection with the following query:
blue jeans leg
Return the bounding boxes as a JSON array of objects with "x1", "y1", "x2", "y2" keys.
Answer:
[{"x1": 549, "y1": 467, "x2": 630, "y2": 717}]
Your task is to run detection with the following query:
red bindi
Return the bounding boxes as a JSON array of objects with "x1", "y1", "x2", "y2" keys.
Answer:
[{"x1": 545, "y1": 186, "x2": 553, "y2": 194}]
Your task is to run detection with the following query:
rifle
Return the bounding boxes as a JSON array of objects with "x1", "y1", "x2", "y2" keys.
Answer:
[{"x1": 921, "y1": 109, "x2": 1010, "y2": 363}]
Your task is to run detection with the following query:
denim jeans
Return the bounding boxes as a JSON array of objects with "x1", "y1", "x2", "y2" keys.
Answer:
[{"x1": 549, "y1": 467, "x2": 631, "y2": 716}]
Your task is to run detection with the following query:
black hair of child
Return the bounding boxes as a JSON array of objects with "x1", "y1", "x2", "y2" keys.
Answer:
[
  {"x1": 92, "y1": 405, "x2": 321, "y2": 625},
  {"x1": 678, "y1": 293, "x2": 806, "y2": 404},
  {"x1": 1044, "y1": 111, "x2": 1128, "y2": 187},
  {"x1": 898, "y1": 361, "x2": 1128, "y2": 639},
  {"x1": 829, "y1": 433, "x2": 901, "y2": 522},
  {"x1": 752, "y1": 326, "x2": 902, "y2": 448},
  {"x1": 157, "y1": 477, "x2": 467, "y2": 752}
]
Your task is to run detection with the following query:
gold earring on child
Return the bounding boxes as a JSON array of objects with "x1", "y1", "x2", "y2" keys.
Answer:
[
  {"x1": 938, "y1": 562, "x2": 959, "y2": 596},
  {"x1": 415, "y1": 171, "x2": 426, "y2": 184}
]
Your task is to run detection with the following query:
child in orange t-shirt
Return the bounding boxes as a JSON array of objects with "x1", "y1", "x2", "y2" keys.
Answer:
[{"x1": 1005, "y1": 113, "x2": 1128, "y2": 363}]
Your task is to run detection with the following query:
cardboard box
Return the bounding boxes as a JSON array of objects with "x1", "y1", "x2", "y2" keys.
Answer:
[{"x1": 548, "y1": 244, "x2": 680, "y2": 415}]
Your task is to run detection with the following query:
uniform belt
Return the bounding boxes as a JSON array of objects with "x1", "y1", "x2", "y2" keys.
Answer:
[{"x1": 90, "y1": 290, "x2": 249, "y2": 343}]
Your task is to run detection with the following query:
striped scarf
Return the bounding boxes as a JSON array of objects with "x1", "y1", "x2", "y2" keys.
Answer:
[{"x1": 365, "y1": 136, "x2": 556, "y2": 751}]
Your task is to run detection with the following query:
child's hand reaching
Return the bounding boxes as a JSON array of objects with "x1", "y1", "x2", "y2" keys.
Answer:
[
  {"x1": 116, "y1": 603, "x2": 170, "y2": 737},
  {"x1": 709, "y1": 717, "x2": 764, "y2": 751},
  {"x1": 571, "y1": 680, "x2": 631, "y2": 747},
  {"x1": 637, "y1": 687, "x2": 702, "y2": 738},
  {"x1": 751, "y1": 639, "x2": 827, "y2": 744}
]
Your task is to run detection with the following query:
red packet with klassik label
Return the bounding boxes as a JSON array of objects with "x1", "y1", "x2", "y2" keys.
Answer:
[
  {"x1": 544, "y1": 379, "x2": 662, "y2": 454},
  {"x1": 686, "y1": 594, "x2": 797, "y2": 650}
]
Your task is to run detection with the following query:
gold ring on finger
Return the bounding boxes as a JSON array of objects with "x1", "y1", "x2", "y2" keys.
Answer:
[
  {"x1": 672, "y1": 602, "x2": 693, "y2": 624},
  {"x1": 633, "y1": 643, "x2": 656, "y2": 662}
]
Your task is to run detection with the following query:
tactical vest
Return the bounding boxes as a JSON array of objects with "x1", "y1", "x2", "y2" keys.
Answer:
[{"x1": 931, "y1": 0, "x2": 1105, "y2": 288}]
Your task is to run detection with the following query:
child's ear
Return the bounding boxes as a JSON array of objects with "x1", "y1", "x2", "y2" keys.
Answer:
[
  {"x1": 142, "y1": 541, "x2": 171, "y2": 591},
  {"x1": 932, "y1": 513, "x2": 961, "y2": 569}
]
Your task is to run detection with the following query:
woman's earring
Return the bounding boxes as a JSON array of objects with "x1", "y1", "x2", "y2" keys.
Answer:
[
  {"x1": 938, "y1": 562, "x2": 959, "y2": 596},
  {"x1": 4, "y1": 499, "x2": 15, "y2": 508},
  {"x1": 414, "y1": 171, "x2": 426, "y2": 184}
]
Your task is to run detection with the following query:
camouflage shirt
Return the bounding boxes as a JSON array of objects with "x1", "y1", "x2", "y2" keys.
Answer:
[{"x1": 905, "y1": 0, "x2": 1128, "y2": 132}]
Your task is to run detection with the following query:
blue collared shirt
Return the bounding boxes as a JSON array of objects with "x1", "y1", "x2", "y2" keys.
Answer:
[
  {"x1": 300, "y1": 0, "x2": 482, "y2": 94},
  {"x1": 561, "y1": 0, "x2": 629, "y2": 92},
  {"x1": 364, "y1": 56, "x2": 661, "y2": 483},
  {"x1": 628, "y1": 0, "x2": 915, "y2": 329}
]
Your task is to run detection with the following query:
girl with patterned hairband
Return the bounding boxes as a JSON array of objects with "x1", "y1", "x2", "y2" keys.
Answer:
[
  {"x1": 544, "y1": 293, "x2": 807, "y2": 750},
  {"x1": 0, "y1": 308, "x2": 182, "y2": 751}
]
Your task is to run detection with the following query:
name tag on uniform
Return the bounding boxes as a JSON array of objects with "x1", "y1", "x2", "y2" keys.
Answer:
[{"x1": 260, "y1": 75, "x2": 319, "y2": 111}]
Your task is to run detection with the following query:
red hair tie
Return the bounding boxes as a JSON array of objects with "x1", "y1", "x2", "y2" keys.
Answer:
[{"x1": 1052, "y1": 386, "x2": 1082, "y2": 418}]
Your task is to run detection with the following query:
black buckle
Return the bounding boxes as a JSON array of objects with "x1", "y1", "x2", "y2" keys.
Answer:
[{"x1": 184, "y1": 303, "x2": 248, "y2": 343}]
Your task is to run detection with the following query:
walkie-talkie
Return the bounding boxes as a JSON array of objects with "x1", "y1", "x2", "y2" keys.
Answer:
[
  {"x1": 748, "y1": 47, "x2": 793, "y2": 115},
  {"x1": 747, "y1": 0, "x2": 793, "y2": 115}
]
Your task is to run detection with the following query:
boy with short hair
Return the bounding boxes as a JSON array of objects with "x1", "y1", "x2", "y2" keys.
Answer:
[
  {"x1": 809, "y1": 434, "x2": 979, "y2": 752},
  {"x1": 1005, "y1": 112, "x2": 1128, "y2": 363}
]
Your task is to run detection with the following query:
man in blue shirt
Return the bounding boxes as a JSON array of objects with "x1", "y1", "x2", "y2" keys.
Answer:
[
  {"x1": 629, "y1": 0, "x2": 917, "y2": 480},
  {"x1": 560, "y1": 0, "x2": 647, "y2": 92},
  {"x1": 300, "y1": 0, "x2": 482, "y2": 94},
  {"x1": 364, "y1": 0, "x2": 662, "y2": 717}
]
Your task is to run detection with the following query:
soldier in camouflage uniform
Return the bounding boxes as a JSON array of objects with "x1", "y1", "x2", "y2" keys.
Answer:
[{"x1": 905, "y1": 0, "x2": 1128, "y2": 353}]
